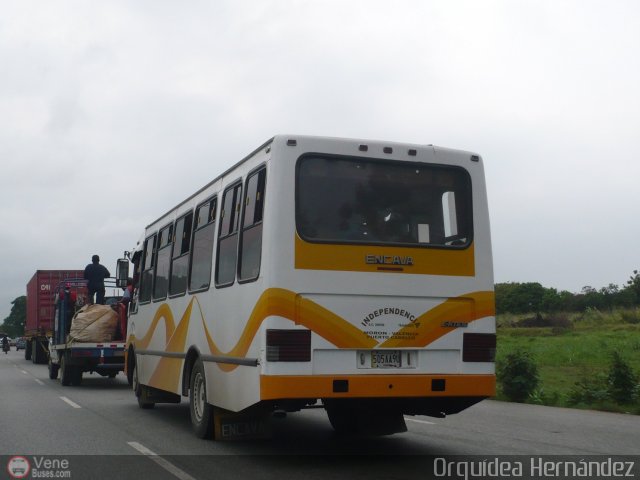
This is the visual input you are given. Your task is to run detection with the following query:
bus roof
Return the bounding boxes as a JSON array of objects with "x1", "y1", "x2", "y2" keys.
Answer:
[{"x1": 144, "y1": 135, "x2": 480, "y2": 230}]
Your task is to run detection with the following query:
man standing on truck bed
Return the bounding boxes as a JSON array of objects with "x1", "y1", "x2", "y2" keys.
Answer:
[{"x1": 84, "y1": 255, "x2": 110, "y2": 305}]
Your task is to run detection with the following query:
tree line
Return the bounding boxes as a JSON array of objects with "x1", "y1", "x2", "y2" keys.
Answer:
[
  {"x1": 496, "y1": 270, "x2": 640, "y2": 314},
  {"x1": 1, "y1": 296, "x2": 26, "y2": 338},
  {"x1": 3, "y1": 270, "x2": 640, "y2": 333}
]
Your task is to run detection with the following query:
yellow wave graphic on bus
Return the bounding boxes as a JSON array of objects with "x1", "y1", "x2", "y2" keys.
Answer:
[
  {"x1": 195, "y1": 288, "x2": 378, "y2": 371},
  {"x1": 380, "y1": 291, "x2": 495, "y2": 348},
  {"x1": 147, "y1": 300, "x2": 194, "y2": 391},
  {"x1": 135, "y1": 288, "x2": 495, "y2": 381},
  {"x1": 135, "y1": 303, "x2": 176, "y2": 350}
]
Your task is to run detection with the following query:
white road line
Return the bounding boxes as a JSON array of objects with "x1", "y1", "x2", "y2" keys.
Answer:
[
  {"x1": 127, "y1": 442, "x2": 196, "y2": 480},
  {"x1": 59, "y1": 396, "x2": 82, "y2": 409},
  {"x1": 34, "y1": 379, "x2": 44, "y2": 386},
  {"x1": 405, "y1": 417, "x2": 436, "y2": 425},
  {"x1": 20, "y1": 370, "x2": 28, "y2": 374}
]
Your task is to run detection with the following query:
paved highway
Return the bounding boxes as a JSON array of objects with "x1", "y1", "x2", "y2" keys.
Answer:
[{"x1": 1, "y1": 348, "x2": 638, "y2": 479}]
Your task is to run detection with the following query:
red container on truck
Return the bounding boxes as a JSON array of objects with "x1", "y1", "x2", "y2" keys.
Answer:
[{"x1": 25, "y1": 270, "x2": 85, "y2": 363}]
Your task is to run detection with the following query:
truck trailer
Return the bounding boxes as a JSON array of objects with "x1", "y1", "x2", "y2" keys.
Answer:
[{"x1": 25, "y1": 270, "x2": 85, "y2": 364}]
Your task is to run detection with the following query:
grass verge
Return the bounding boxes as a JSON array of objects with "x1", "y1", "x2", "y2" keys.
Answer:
[{"x1": 496, "y1": 310, "x2": 640, "y2": 414}]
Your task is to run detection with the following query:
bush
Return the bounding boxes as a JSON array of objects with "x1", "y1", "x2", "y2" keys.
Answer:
[
  {"x1": 576, "y1": 307, "x2": 605, "y2": 324},
  {"x1": 519, "y1": 313, "x2": 547, "y2": 327},
  {"x1": 620, "y1": 309, "x2": 640, "y2": 325},
  {"x1": 551, "y1": 326, "x2": 571, "y2": 336},
  {"x1": 607, "y1": 351, "x2": 639, "y2": 404},
  {"x1": 569, "y1": 353, "x2": 639, "y2": 407},
  {"x1": 568, "y1": 373, "x2": 609, "y2": 405},
  {"x1": 519, "y1": 313, "x2": 573, "y2": 329},
  {"x1": 529, "y1": 387, "x2": 561, "y2": 406},
  {"x1": 497, "y1": 350, "x2": 539, "y2": 402}
]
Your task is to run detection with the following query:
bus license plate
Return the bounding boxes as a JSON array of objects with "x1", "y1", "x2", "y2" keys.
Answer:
[{"x1": 371, "y1": 351, "x2": 402, "y2": 368}]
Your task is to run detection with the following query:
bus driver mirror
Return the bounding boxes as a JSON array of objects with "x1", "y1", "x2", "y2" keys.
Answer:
[{"x1": 116, "y1": 259, "x2": 129, "y2": 288}]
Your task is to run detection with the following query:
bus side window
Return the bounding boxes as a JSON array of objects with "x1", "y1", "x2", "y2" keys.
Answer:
[
  {"x1": 238, "y1": 167, "x2": 266, "y2": 282},
  {"x1": 169, "y1": 211, "x2": 193, "y2": 296},
  {"x1": 139, "y1": 233, "x2": 157, "y2": 304},
  {"x1": 215, "y1": 182, "x2": 242, "y2": 287},
  {"x1": 189, "y1": 197, "x2": 217, "y2": 292},
  {"x1": 153, "y1": 223, "x2": 173, "y2": 301}
]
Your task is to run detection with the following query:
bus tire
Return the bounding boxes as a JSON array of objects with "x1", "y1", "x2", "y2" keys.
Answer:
[
  {"x1": 126, "y1": 347, "x2": 135, "y2": 387},
  {"x1": 189, "y1": 358, "x2": 213, "y2": 439},
  {"x1": 137, "y1": 391, "x2": 155, "y2": 409},
  {"x1": 327, "y1": 407, "x2": 407, "y2": 436},
  {"x1": 326, "y1": 407, "x2": 358, "y2": 435},
  {"x1": 133, "y1": 354, "x2": 154, "y2": 409}
]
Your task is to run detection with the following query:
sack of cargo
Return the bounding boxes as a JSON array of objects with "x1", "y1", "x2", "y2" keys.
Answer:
[{"x1": 69, "y1": 304, "x2": 118, "y2": 342}]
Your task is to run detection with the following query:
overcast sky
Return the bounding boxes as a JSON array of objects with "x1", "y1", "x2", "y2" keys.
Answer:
[{"x1": 1, "y1": 1, "x2": 639, "y2": 320}]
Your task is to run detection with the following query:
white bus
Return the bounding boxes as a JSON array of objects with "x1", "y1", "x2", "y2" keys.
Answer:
[{"x1": 124, "y1": 135, "x2": 496, "y2": 439}]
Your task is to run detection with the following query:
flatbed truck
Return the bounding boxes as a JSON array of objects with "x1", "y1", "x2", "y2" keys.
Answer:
[{"x1": 47, "y1": 278, "x2": 127, "y2": 386}]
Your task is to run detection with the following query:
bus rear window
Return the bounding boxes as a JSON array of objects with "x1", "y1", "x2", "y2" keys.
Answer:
[{"x1": 296, "y1": 155, "x2": 472, "y2": 248}]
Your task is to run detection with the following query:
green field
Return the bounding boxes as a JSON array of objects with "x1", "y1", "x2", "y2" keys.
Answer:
[{"x1": 496, "y1": 309, "x2": 640, "y2": 414}]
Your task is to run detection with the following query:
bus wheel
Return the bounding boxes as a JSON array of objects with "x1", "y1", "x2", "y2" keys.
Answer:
[
  {"x1": 48, "y1": 357, "x2": 59, "y2": 380},
  {"x1": 133, "y1": 355, "x2": 154, "y2": 409},
  {"x1": 126, "y1": 348, "x2": 135, "y2": 387},
  {"x1": 326, "y1": 407, "x2": 358, "y2": 435},
  {"x1": 189, "y1": 358, "x2": 213, "y2": 439},
  {"x1": 326, "y1": 405, "x2": 407, "y2": 436}
]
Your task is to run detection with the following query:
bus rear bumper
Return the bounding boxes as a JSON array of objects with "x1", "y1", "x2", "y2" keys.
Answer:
[{"x1": 260, "y1": 373, "x2": 495, "y2": 400}]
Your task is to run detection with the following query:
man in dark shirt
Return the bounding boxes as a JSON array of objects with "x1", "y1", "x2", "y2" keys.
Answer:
[{"x1": 84, "y1": 255, "x2": 110, "y2": 305}]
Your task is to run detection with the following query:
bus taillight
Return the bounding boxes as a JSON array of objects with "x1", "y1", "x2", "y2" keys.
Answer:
[
  {"x1": 266, "y1": 329, "x2": 311, "y2": 362},
  {"x1": 462, "y1": 333, "x2": 496, "y2": 362}
]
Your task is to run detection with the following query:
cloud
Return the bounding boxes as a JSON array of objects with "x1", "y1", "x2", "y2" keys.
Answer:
[{"x1": 1, "y1": 1, "x2": 640, "y2": 320}]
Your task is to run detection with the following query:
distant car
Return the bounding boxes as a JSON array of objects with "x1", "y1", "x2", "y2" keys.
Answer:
[
  {"x1": 16, "y1": 338, "x2": 26, "y2": 351},
  {"x1": 9, "y1": 337, "x2": 16, "y2": 347}
]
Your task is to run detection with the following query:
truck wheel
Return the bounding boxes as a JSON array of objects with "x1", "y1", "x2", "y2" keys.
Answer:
[
  {"x1": 25, "y1": 341, "x2": 32, "y2": 361},
  {"x1": 133, "y1": 355, "x2": 154, "y2": 409},
  {"x1": 60, "y1": 355, "x2": 72, "y2": 386},
  {"x1": 71, "y1": 367, "x2": 83, "y2": 386},
  {"x1": 48, "y1": 358, "x2": 59, "y2": 380},
  {"x1": 189, "y1": 358, "x2": 213, "y2": 439},
  {"x1": 31, "y1": 340, "x2": 38, "y2": 364},
  {"x1": 33, "y1": 339, "x2": 46, "y2": 364}
]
